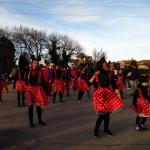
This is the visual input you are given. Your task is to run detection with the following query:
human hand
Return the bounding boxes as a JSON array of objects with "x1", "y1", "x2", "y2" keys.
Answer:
[{"x1": 94, "y1": 71, "x2": 100, "y2": 76}]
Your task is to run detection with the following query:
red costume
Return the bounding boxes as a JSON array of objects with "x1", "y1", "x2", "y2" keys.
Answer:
[
  {"x1": 1, "y1": 74, "x2": 9, "y2": 93},
  {"x1": 16, "y1": 71, "x2": 27, "y2": 92},
  {"x1": 71, "y1": 66, "x2": 78, "y2": 90},
  {"x1": 62, "y1": 68, "x2": 71, "y2": 96},
  {"x1": 93, "y1": 77, "x2": 124, "y2": 113},
  {"x1": 130, "y1": 88, "x2": 150, "y2": 116},
  {"x1": 42, "y1": 67, "x2": 52, "y2": 96},
  {"x1": 116, "y1": 75, "x2": 125, "y2": 90},
  {"x1": 76, "y1": 71, "x2": 89, "y2": 92},
  {"x1": 27, "y1": 69, "x2": 50, "y2": 106},
  {"x1": 53, "y1": 69, "x2": 65, "y2": 94}
]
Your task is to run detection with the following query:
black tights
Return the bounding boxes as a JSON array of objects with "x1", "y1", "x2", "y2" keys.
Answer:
[
  {"x1": 53, "y1": 91, "x2": 63, "y2": 102},
  {"x1": 28, "y1": 106, "x2": 43, "y2": 123},
  {"x1": 78, "y1": 91, "x2": 84, "y2": 101},
  {"x1": 17, "y1": 91, "x2": 25, "y2": 106},
  {"x1": 136, "y1": 116, "x2": 147, "y2": 126},
  {"x1": 94, "y1": 113, "x2": 110, "y2": 133}
]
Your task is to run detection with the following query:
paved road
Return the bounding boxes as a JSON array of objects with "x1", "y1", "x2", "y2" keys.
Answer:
[{"x1": 0, "y1": 84, "x2": 150, "y2": 150}]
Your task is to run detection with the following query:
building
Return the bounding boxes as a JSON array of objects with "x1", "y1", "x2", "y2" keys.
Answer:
[{"x1": 120, "y1": 60, "x2": 150, "y2": 69}]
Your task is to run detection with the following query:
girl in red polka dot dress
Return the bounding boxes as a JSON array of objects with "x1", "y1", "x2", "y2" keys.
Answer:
[
  {"x1": 130, "y1": 75, "x2": 150, "y2": 131},
  {"x1": 52, "y1": 64, "x2": 65, "y2": 103},
  {"x1": 75, "y1": 63, "x2": 90, "y2": 103},
  {"x1": 15, "y1": 70, "x2": 27, "y2": 107},
  {"x1": 89, "y1": 57, "x2": 124, "y2": 139},
  {"x1": 26, "y1": 56, "x2": 50, "y2": 127},
  {"x1": 116, "y1": 68, "x2": 126, "y2": 99}
]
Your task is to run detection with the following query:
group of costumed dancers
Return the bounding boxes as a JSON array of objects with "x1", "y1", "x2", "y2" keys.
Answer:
[{"x1": 0, "y1": 52, "x2": 149, "y2": 139}]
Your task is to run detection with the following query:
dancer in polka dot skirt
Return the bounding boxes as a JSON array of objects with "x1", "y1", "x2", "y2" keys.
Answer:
[
  {"x1": 89, "y1": 57, "x2": 124, "y2": 139},
  {"x1": 76, "y1": 63, "x2": 90, "y2": 103},
  {"x1": 116, "y1": 68, "x2": 126, "y2": 99},
  {"x1": 15, "y1": 70, "x2": 27, "y2": 107},
  {"x1": 130, "y1": 75, "x2": 150, "y2": 131},
  {"x1": 52, "y1": 63, "x2": 65, "y2": 103},
  {"x1": 26, "y1": 55, "x2": 50, "y2": 127}
]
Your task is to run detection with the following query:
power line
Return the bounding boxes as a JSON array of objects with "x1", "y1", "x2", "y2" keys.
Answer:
[
  {"x1": 1, "y1": 0, "x2": 150, "y2": 4},
  {"x1": 0, "y1": 1, "x2": 150, "y2": 8},
  {"x1": 0, "y1": 12, "x2": 150, "y2": 17}
]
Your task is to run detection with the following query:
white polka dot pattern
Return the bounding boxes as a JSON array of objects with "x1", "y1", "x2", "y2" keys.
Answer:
[
  {"x1": 16, "y1": 80, "x2": 27, "y2": 92},
  {"x1": 75, "y1": 79, "x2": 90, "y2": 92},
  {"x1": 93, "y1": 86, "x2": 124, "y2": 113},
  {"x1": 27, "y1": 86, "x2": 50, "y2": 106}
]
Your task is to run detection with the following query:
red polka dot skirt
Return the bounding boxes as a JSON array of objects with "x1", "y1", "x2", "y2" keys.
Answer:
[
  {"x1": 53, "y1": 79, "x2": 65, "y2": 94},
  {"x1": 16, "y1": 80, "x2": 27, "y2": 92},
  {"x1": 130, "y1": 98, "x2": 150, "y2": 116},
  {"x1": 75, "y1": 79, "x2": 90, "y2": 92},
  {"x1": 117, "y1": 81, "x2": 125, "y2": 90},
  {"x1": 27, "y1": 86, "x2": 50, "y2": 106},
  {"x1": 93, "y1": 86, "x2": 124, "y2": 113}
]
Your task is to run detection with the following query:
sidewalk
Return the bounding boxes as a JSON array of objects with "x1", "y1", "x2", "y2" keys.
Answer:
[{"x1": 0, "y1": 84, "x2": 150, "y2": 150}]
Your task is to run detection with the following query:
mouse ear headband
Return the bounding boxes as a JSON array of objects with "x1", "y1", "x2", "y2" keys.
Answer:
[{"x1": 31, "y1": 55, "x2": 41, "y2": 62}]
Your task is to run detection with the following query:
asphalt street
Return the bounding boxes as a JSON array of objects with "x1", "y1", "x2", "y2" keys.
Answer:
[{"x1": 0, "y1": 84, "x2": 150, "y2": 150}]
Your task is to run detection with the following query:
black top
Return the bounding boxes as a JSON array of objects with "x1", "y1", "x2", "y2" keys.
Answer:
[
  {"x1": 89, "y1": 70, "x2": 117, "y2": 90},
  {"x1": 52, "y1": 69, "x2": 63, "y2": 83},
  {"x1": 76, "y1": 70, "x2": 89, "y2": 80},
  {"x1": 130, "y1": 68, "x2": 140, "y2": 81},
  {"x1": 25, "y1": 69, "x2": 48, "y2": 95}
]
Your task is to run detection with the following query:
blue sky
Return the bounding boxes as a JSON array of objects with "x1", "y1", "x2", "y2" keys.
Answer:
[{"x1": 0, "y1": 0, "x2": 150, "y2": 62}]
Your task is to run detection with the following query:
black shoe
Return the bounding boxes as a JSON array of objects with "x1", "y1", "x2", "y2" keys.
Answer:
[
  {"x1": 53, "y1": 101, "x2": 55, "y2": 103},
  {"x1": 140, "y1": 124, "x2": 149, "y2": 131},
  {"x1": 39, "y1": 121, "x2": 46, "y2": 126},
  {"x1": 104, "y1": 129, "x2": 113, "y2": 137},
  {"x1": 93, "y1": 132, "x2": 99, "y2": 139},
  {"x1": 0, "y1": 99, "x2": 4, "y2": 102},
  {"x1": 66, "y1": 94, "x2": 71, "y2": 97},
  {"x1": 60, "y1": 100, "x2": 64, "y2": 103},
  {"x1": 135, "y1": 125, "x2": 144, "y2": 132},
  {"x1": 18, "y1": 104, "x2": 21, "y2": 107},
  {"x1": 29, "y1": 123, "x2": 35, "y2": 128}
]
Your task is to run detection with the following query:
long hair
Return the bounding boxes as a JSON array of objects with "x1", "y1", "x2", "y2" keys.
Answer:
[{"x1": 95, "y1": 57, "x2": 107, "y2": 71}]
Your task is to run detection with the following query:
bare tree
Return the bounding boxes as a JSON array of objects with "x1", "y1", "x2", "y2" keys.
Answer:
[
  {"x1": 1, "y1": 25, "x2": 84, "y2": 65},
  {"x1": 47, "y1": 32, "x2": 84, "y2": 65},
  {"x1": 60, "y1": 35, "x2": 84, "y2": 65},
  {"x1": 92, "y1": 48, "x2": 107, "y2": 62},
  {"x1": 11, "y1": 25, "x2": 47, "y2": 59}
]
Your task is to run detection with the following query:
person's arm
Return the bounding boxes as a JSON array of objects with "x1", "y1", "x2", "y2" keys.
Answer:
[
  {"x1": 88, "y1": 71, "x2": 100, "y2": 88},
  {"x1": 75, "y1": 71, "x2": 80, "y2": 80},
  {"x1": 111, "y1": 74, "x2": 121, "y2": 97},
  {"x1": 41, "y1": 71, "x2": 49, "y2": 95},
  {"x1": 133, "y1": 89, "x2": 139, "y2": 108}
]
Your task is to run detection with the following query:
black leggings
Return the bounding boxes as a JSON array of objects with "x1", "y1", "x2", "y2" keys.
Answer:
[
  {"x1": 136, "y1": 116, "x2": 147, "y2": 125},
  {"x1": 28, "y1": 106, "x2": 43, "y2": 123},
  {"x1": 17, "y1": 91, "x2": 25, "y2": 105},
  {"x1": 53, "y1": 91, "x2": 63, "y2": 102},
  {"x1": 77, "y1": 91, "x2": 84, "y2": 101},
  {"x1": 94, "y1": 113, "x2": 110, "y2": 133}
]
